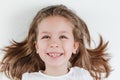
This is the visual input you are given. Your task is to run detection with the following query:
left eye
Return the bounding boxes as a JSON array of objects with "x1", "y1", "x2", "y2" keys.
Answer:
[{"x1": 60, "y1": 35, "x2": 68, "y2": 39}]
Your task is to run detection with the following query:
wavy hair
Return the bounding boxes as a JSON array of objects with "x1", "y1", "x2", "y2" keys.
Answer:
[{"x1": 0, "y1": 4, "x2": 111, "y2": 80}]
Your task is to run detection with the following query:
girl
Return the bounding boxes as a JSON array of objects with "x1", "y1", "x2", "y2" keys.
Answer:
[{"x1": 0, "y1": 5, "x2": 111, "y2": 80}]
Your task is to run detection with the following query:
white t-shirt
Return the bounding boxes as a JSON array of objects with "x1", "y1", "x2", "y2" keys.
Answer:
[{"x1": 22, "y1": 66, "x2": 93, "y2": 80}]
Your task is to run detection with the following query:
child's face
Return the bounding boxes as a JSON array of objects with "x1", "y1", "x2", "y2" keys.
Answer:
[{"x1": 35, "y1": 16, "x2": 79, "y2": 67}]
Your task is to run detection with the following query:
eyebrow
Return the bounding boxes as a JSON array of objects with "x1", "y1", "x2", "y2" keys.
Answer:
[
  {"x1": 40, "y1": 31, "x2": 50, "y2": 34},
  {"x1": 40, "y1": 31, "x2": 71, "y2": 34},
  {"x1": 59, "y1": 31, "x2": 71, "y2": 34}
]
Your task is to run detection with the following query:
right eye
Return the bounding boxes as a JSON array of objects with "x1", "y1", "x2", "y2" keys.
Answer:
[{"x1": 41, "y1": 35, "x2": 50, "y2": 39}]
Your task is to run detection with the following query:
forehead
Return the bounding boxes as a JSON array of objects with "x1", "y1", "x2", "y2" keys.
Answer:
[{"x1": 37, "y1": 16, "x2": 74, "y2": 34}]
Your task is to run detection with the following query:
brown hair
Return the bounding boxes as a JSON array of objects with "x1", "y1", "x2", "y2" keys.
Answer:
[{"x1": 0, "y1": 4, "x2": 111, "y2": 80}]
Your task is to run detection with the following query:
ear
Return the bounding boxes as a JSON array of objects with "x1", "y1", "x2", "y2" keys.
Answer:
[
  {"x1": 34, "y1": 41, "x2": 39, "y2": 53},
  {"x1": 72, "y1": 42, "x2": 79, "y2": 54}
]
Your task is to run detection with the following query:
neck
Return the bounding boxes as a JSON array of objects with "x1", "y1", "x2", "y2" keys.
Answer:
[{"x1": 43, "y1": 65, "x2": 69, "y2": 76}]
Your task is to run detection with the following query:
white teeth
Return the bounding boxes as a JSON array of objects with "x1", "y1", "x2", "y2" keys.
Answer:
[{"x1": 47, "y1": 53, "x2": 62, "y2": 57}]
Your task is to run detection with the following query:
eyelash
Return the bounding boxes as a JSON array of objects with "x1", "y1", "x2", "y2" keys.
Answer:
[
  {"x1": 60, "y1": 35, "x2": 68, "y2": 39},
  {"x1": 41, "y1": 35, "x2": 68, "y2": 39},
  {"x1": 41, "y1": 35, "x2": 50, "y2": 39}
]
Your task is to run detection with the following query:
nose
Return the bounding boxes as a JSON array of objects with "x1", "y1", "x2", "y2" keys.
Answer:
[
  {"x1": 50, "y1": 43, "x2": 59, "y2": 48},
  {"x1": 49, "y1": 39, "x2": 59, "y2": 48}
]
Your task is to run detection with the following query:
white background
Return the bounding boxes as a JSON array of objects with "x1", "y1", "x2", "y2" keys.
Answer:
[{"x1": 0, "y1": 0, "x2": 120, "y2": 80}]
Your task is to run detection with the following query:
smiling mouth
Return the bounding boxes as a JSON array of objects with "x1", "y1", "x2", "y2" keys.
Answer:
[{"x1": 47, "y1": 52, "x2": 63, "y2": 58}]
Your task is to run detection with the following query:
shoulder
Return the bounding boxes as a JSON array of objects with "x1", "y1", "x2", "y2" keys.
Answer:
[
  {"x1": 22, "y1": 72, "x2": 42, "y2": 80},
  {"x1": 71, "y1": 66, "x2": 93, "y2": 80},
  {"x1": 72, "y1": 66, "x2": 89, "y2": 74}
]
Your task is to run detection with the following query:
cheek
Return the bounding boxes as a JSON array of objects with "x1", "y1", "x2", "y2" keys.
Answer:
[
  {"x1": 37, "y1": 41, "x2": 48, "y2": 53},
  {"x1": 37, "y1": 42, "x2": 48, "y2": 60},
  {"x1": 63, "y1": 41, "x2": 74, "y2": 54}
]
